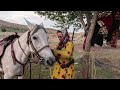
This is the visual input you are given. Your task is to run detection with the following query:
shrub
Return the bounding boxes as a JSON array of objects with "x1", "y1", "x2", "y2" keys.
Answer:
[{"x1": 1, "y1": 28, "x2": 7, "y2": 32}]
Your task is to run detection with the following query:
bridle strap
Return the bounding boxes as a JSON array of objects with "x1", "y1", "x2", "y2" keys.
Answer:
[
  {"x1": 29, "y1": 37, "x2": 48, "y2": 61},
  {"x1": 10, "y1": 25, "x2": 48, "y2": 77},
  {"x1": 26, "y1": 26, "x2": 49, "y2": 62},
  {"x1": 18, "y1": 37, "x2": 49, "y2": 64},
  {"x1": 16, "y1": 25, "x2": 49, "y2": 65},
  {"x1": 18, "y1": 38, "x2": 31, "y2": 63},
  {"x1": 36, "y1": 45, "x2": 49, "y2": 54},
  {"x1": 11, "y1": 41, "x2": 29, "y2": 76},
  {"x1": 18, "y1": 30, "x2": 49, "y2": 64}
]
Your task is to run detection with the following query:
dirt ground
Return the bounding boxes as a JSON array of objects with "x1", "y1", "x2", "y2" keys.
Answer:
[
  {"x1": 0, "y1": 32, "x2": 120, "y2": 79},
  {"x1": 73, "y1": 41, "x2": 120, "y2": 79}
]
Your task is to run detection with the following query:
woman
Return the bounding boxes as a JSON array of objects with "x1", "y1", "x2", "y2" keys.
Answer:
[{"x1": 51, "y1": 29, "x2": 75, "y2": 79}]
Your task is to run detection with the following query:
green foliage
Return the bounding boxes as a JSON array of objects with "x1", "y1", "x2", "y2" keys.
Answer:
[
  {"x1": 35, "y1": 11, "x2": 93, "y2": 31},
  {"x1": 0, "y1": 27, "x2": 27, "y2": 33},
  {"x1": 35, "y1": 11, "x2": 112, "y2": 30},
  {"x1": 1, "y1": 28, "x2": 6, "y2": 32}
]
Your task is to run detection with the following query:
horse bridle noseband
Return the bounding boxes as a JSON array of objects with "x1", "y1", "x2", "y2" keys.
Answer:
[
  {"x1": 18, "y1": 25, "x2": 49, "y2": 65},
  {"x1": 11, "y1": 25, "x2": 49, "y2": 76},
  {"x1": 27, "y1": 25, "x2": 50, "y2": 62}
]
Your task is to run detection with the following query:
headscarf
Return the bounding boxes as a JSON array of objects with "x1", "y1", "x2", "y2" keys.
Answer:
[
  {"x1": 57, "y1": 28, "x2": 70, "y2": 50},
  {"x1": 61, "y1": 28, "x2": 70, "y2": 43}
]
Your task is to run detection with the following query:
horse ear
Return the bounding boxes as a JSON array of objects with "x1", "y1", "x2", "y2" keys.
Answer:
[
  {"x1": 24, "y1": 18, "x2": 35, "y2": 31},
  {"x1": 40, "y1": 22, "x2": 44, "y2": 28}
]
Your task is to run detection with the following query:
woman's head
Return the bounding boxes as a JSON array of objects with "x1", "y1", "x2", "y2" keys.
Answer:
[
  {"x1": 57, "y1": 30, "x2": 64, "y2": 42},
  {"x1": 57, "y1": 29, "x2": 70, "y2": 43}
]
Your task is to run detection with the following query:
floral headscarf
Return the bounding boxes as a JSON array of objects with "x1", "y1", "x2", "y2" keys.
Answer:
[
  {"x1": 57, "y1": 28, "x2": 70, "y2": 50},
  {"x1": 61, "y1": 28, "x2": 70, "y2": 43}
]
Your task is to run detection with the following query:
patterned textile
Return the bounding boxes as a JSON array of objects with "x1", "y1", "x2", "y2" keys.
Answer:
[
  {"x1": 98, "y1": 24, "x2": 108, "y2": 37},
  {"x1": 97, "y1": 15, "x2": 113, "y2": 37},
  {"x1": 57, "y1": 29, "x2": 70, "y2": 50},
  {"x1": 106, "y1": 11, "x2": 120, "y2": 47},
  {"x1": 51, "y1": 41, "x2": 75, "y2": 79}
]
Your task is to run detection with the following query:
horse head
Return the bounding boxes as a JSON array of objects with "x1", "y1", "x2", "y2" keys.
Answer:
[{"x1": 24, "y1": 18, "x2": 56, "y2": 68}]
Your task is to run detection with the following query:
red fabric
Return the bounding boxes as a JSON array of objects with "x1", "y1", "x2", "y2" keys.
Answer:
[{"x1": 101, "y1": 15, "x2": 113, "y2": 30}]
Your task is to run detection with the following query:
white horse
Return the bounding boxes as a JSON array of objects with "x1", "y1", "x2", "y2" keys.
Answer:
[{"x1": 0, "y1": 19, "x2": 56, "y2": 79}]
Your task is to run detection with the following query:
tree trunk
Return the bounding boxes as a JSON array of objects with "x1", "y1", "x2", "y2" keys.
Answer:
[
  {"x1": 86, "y1": 12, "x2": 91, "y2": 26},
  {"x1": 82, "y1": 11, "x2": 98, "y2": 79},
  {"x1": 79, "y1": 14, "x2": 86, "y2": 31}
]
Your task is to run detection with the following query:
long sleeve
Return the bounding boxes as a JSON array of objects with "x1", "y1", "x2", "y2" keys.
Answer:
[{"x1": 53, "y1": 41, "x2": 74, "y2": 59}]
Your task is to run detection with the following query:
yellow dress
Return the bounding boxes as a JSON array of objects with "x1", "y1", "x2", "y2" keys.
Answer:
[{"x1": 51, "y1": 41, "x2": 75, "y2": 79}]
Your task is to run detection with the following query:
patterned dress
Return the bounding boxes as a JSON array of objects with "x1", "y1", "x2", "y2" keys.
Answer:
[{"x1": 51, "y1": 41, "x2": 75, "y2": 79}]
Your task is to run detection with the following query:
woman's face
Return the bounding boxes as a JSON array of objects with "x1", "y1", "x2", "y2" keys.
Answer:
[{"x1": 57, "y1": 32, "x2": 64, "y2": 42}]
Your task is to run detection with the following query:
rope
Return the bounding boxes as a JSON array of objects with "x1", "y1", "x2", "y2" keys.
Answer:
[
  {"x1": 82, "y1": 51, "x2": 96, "y2": 79},
  {"x1": 29, "y1": 61, "x2": 32, "y2": 79},
  {"x1": 49, "y1": 68, "x2": 52, "y2": 78},
  {"x1": 29, "y1": 53, "x2": 42, "y2": 79},
  {"x1": 38, "y1": 63, "x2": 42, "y2": 79},
  {"x1": 89, "y1": 52, "x2": 96, "y2": 79},
  {"x1": 29, "y1": 53, "x2": 34, "y2": 79}
]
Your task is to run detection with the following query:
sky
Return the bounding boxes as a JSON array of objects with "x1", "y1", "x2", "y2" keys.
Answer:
[{"x1": 0, "y1": 11, "x2": 84, "y2": 33}]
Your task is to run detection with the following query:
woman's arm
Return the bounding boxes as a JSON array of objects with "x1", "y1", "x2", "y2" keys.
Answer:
[{"x1": 53, "y1": 41, "x2": 74, "y2": 59}]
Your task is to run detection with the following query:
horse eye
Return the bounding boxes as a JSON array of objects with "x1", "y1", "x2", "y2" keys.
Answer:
[{"x1": 33, "y1": 36, "x2": 37, "y2": 40}]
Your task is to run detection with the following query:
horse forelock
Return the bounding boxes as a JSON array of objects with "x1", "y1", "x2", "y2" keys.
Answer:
[
  {"x1": 31, "y1": 25, "x2": 47, "y2": 36},
  {"x1": 1, "y1": 23, "x2": 55, "y2": 79}
]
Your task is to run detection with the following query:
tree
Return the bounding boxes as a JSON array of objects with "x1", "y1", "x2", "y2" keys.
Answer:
[
  {"x1": 1, "y1": 27, "x2": 7, "y2": 32},
  {"x1": 82, "y1": 12, "x2": 98, "y2": 78},
  {"x1": 35, "y1": 11, "x2": 99, "y2": 79},
  {"x1": 35, "y1": 11, "x2": 93, "y2": 31}
]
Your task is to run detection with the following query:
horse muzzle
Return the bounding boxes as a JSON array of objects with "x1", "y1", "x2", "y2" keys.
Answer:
[{"x1": 46, "y1": 59, "x2": 54, "y2": 66}]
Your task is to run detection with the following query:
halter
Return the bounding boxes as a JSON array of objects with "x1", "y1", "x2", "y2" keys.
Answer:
[
  {"x1": 11, "y1": 25, "x2": 49, "y2": 76},
  {"x1": 26, "y1": 25, "x2": 49, "y2": 63}
]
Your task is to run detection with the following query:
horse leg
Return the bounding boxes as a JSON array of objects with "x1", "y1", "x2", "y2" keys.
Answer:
[
  {"x1": 18, "y1": 75, "x2": 24, "y2": 79},
  {"x1": 0, "y1": 72, "x2": 4, "y2": 79},
  {"x1": 0, "y1": 67, "x2": 4, "y2": 79},
  {"x1": 4, "y1": 73, "x2": 14, "y2": 79}
]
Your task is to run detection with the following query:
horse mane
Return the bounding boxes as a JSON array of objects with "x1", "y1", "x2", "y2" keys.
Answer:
[
  {"x1": 0, "y1": 33, "x2": 20, "y2": 43},
  {"x1": 0, "y1": 33, "x2": 20, "y2": 62}
]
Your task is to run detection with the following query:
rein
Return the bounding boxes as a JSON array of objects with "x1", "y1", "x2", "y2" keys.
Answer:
[
  {"x1": 28, "y1": 33, "x2": 49, "y2": 62},
  {"x1": 11, "y1": 25, "x2": 49, "y2": 78}
]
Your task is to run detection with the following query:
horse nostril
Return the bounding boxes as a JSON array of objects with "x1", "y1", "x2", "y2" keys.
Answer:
[{"x1": 47, "y1": 60, "x2": 54, "y2": 66}]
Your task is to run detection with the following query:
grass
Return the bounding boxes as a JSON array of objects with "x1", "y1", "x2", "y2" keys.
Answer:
[
  {"x1": 24, "y1": 63, "x2": 51, "y2": 79},
  {"x1": 95, "y1": 66, "x2": 113, "y2": 79},
  {"x1": 0, "y1": 31, "x2": 120, "y2": 79},
  {"x1": 23, "y1": 51, "x2": 114, "y2": 79},
  {"x1": 74, "y1": 56, "x2": 114, "y2": 79},
  {"x1": 23, "y1": 60, "x2": 114, "y2": 79},
  {"x1": 24, "y1": 41, "x2": 119, "y2": 79}
]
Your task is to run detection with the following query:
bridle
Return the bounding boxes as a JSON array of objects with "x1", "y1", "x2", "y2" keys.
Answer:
[
  {"x1": 23, "y1": 25, "x2": 49, "y2": 64},
  {"x1": 12, "y1": 25, "x2": 49, "y2": 67},
  {"x1": 10, "y1": 25, "x2": 49, "y2": 77},
  {"x1": 26, "y1": 26, "x2": 49, "y2": 63}
]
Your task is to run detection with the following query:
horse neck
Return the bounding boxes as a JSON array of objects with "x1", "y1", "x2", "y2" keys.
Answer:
[{"x1": 13, "y1": 31, "x2": 31, "y2": 64}]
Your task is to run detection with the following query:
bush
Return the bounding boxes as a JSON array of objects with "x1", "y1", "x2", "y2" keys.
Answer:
[{"x1": 1, "y1": 28, "x2": 7, "y2": 32}]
